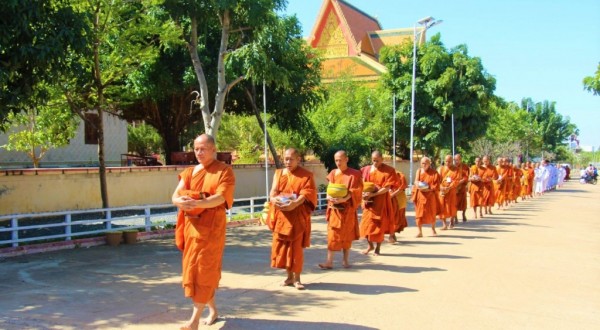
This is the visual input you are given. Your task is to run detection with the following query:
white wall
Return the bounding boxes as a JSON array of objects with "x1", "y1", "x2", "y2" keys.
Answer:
[{"x1": 0, "y1": 112, "x2": 127, "y2": 168}]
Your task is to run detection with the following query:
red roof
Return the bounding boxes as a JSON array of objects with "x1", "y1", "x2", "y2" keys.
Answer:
[{"x1": 336, "y1": 0, "x2": 382, "y2": 49}]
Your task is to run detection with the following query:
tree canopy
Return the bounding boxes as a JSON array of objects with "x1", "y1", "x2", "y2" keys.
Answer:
[
  {"x1": 380, "y1": 34, "x2": 496, "y2": 161},
  {"x1": 583, "y1": 63, "x2": 600, "y2": 96}
]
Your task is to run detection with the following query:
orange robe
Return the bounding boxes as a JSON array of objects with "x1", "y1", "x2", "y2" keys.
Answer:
[
  {"x1": 438, "y1": 165, "x2": 461, "y2": 219},
  {"x1": 392, "y1": 172, "x2": 408, "y2": 233},
  {"x1": 325, "y1": 168, "x2": 362, "y2": 251},
  {"x1": 494, "y1": 165, "x2": 508, "y2": 206},
  {"x1": 360, "y1": 164, "x2": 400, "y2": 242},
  {"x1": 270, "y1": 166, "x2": 317, "y2": 273},
  {"x1": 469, "y1": 165, "x2": 485, "y2": 207},
  {"x1": 481, "y1": 165, "x2": 498, "y2": 207},
  {"x1": 520, "y1": 168, "x2": 529, "y2": 197},
  {"x1": 513, "y1": 168, "x2": 522, "y2": 199},
  {"x1": 175, "y1": 161, "x2": 235, "y2": 304},
  {"x1": 411, "y1": 168, "x2": 441, "y2": 226},
  {"x1": 506, "y1": 166, "x2": 515, "y2": 202},
  {"x1": 455, "y1": 163, "x2": 470, "y2": 212},
  {"x1": 527, "y1": 167, "x2": 535, "y2": 196}
]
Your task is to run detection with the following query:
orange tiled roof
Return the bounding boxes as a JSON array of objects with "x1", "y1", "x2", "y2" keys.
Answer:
[{"x1": 335, "y1": 0, "x2": 381, "y2": 52}]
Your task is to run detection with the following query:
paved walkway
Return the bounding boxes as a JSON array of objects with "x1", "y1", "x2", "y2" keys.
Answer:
[{"x1": 1, "y1": 181, "x2": 599, "y2": 330}]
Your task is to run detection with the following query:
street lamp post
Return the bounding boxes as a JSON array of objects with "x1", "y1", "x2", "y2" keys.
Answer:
[{"x1": 409, "y1": 16, "x2": 443, "y2": 189}]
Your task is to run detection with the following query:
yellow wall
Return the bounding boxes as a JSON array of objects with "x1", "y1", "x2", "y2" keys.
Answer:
[
  {"x1": 0, "y1": 162, "x2": 415, "y2": 216},
  {"x1": 0, "y1": 164, "x2": 328, "y2": 215}
]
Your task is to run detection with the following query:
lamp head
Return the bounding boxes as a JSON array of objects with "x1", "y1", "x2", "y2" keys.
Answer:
[{"x1": 417, "y1": 16, "x2": 434, "y2": 25}]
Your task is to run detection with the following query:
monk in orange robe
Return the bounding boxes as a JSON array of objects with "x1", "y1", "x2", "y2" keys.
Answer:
[
  {"x1": 269, "y1": 148, "x2": 317, "y2": 290},
  {"x1": 494, "y1": 157, "x2": 508, "y2": 210},
  {"x1": 391, "y1": 171, "x2": 409, "y2": 236},
  {"x1": 520, "y1": 163, "x2": 529, "y2": 200},
  {"x1": 318, "y1": 150, "x2": 362, "y2": 270},
  {"x1": 469, "y1": 157, "x2": 485, "y2": 218},
  {"x1": 513, "y1": 164, "x2": 522, "y2": 202},
  {"x1": 438, "y1": 154, "x2": 461, "y2": 229},
  {"x1": 172, "y1": 134, "x2": 236, "y2": 329},
  {"x1": 505, "y1": 158, "x2": 515, "y2": 204},
  {"x1": 526, "y1": 161, "x2": 535, "y2": 197},
  {"x1": 411, "y1": 157, "x2": 441, "y2": 237},
  {"x1": 360, "y1": 150, "x2": 399, "y2": 255},
  {"x1": 453, "y1": 154, "x2": 470, "y2": 223},
  {"x1": 481, "y1": 156, "x2": 498, "y2": 215}
]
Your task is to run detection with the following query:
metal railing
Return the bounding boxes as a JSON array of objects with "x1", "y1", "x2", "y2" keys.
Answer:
[{"x1": 0, "y1": 192, "x2": 327, "y2": 248}]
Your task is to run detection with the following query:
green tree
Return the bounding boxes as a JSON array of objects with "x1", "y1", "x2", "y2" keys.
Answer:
[
  {"x1": 583, "y1": 63, "x2": 600, "y2": 96},
  {"x1": 163, "y1": 0, "x2": 288, "y2": 139},
  {"x1": 0, "y1": 0, "x2": 88, "y2": 123},
  {"x1": 1, "y1": 85, "x2": 78, "y2": 168},
  {"x1": 63, "y1": 0, "x2": 174, "y2": 208},
  {"x1": 309, "y1": 78, "x2": 392, "y2": 172},
  {"x1": 226, "y1": 15, "x2": 324, "y2": 168},
  {"x1": 381, "y1": 35, "x2": 496, "y2": 161},
  {"x1": 128, "y1": 123, "x2": 163, "y2": 157},
  {"x1": 121, "y1": 46, "x2": 200, "y2": 164},
  {"x1": 526, "y1": 99, "x2": 578, "y2": 158}
]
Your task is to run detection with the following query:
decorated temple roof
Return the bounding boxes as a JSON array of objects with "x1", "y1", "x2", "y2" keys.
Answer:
[{"x1": 308, "y1": 0, "x2": 417, "y2": 83}]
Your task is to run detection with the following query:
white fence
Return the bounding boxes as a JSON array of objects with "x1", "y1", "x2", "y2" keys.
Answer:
[{"x1": 0, "y1": 193, "x2": 328, "y2": 248}]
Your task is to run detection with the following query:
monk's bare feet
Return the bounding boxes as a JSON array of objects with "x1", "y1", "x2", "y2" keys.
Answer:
[
  {"x1": 180, "y1": 319, "x2": 197, "y2": 330},
  {"x1": 293, "y1": 281, "x2": 305, "y2": 290},
  {"x1": 388, "y1": 235, "x2": 397, "y2": 243},
  {"x1": 200, "y1": 313, "x2": 218, "y2": 326},
  {"x1": 431, "y1": 229, "x2": 437, "y2": 236},
  {"x1": 415, "y1": 233, "x2": 423, "y2": 238},
  {"x1": 342, "y1": 263, "x2": 352, "y2": 269},
  {"x1": 280, "y1": 278, "x2": 294, "y2": 287},
  {"x1": 374, "y1": 248, "x2": 381, "y2": 256},
  {"x1": 440, "y1": 226, "x2": 448, "y2": 230},
  {"x1": 318, "y1": 263, "x2": 333, "y2": 270},
  {"x1": 361, "y1": 247, "x2": 373, "y2": 255}
]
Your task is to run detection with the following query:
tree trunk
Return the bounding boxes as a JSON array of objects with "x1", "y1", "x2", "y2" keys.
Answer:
[
  {"x1": 244, "y1": 86, "x2": 282, "y2": 169},
  {"x1": 93, "y1": 7, "x2": 109, "y2": 209},
  {"x1": 186, "y1": 15, "x2": 212, "y2": 135}
]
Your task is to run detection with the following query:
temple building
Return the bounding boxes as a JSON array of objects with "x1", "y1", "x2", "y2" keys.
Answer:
[{"x1": 308, "y1": 0, "x2": 423, "y2": 84}]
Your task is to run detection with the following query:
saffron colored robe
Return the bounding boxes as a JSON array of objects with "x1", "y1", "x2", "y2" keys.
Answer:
[
  {"x1": 360, "y1": 164, "x2": 399, "y2": 242},
  {"x1": 392, "y1": 172, "x2": 408, "y2": 233},
  {"x1": 469, "y1": 165, "x2": 485, "y2": 207},
  {"x1": 175, "y1": 161, "x2": 235, "y2": 304},
  {"x1": 270, "y1": 167, "x2": 317, "y2": 273},
  {"x1": 494, "y1": 165, "x2": 509, "y2": 206},
  {"x1": 513, "y1": 168, "x2": 523, "y2": 200},
  {"x1": 325, "y1": 168, "x2": 363, "y2": 251},
  {"x1": 481, "y1": 165, "x2": 498, "y2": 207},
  {"x1": 438, "y1": 165, "x2": 461, "y2": 219},
  {"x1": 455, "y1": 163, "x2": 470, "y2": 212},
  {"x1": 411, "y1": 168, "x2": 441, "y2": 226},
  {"x1": 520, "y1": 168, "x2": 530, "y2": 197},
  {"x1": 527, "y1": 167, "x2": 535, "y2": 196}
]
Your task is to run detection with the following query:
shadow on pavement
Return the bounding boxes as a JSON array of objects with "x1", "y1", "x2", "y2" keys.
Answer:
[
  {"x1": 396, "y1": 253, "x2": 471, "y2": 259},
  {"x1": 219, "y1": 318, "x2": 378, "y2": 330},
  {"x1": 306, "y1": 282, "x2": 417, "y2": 295}
]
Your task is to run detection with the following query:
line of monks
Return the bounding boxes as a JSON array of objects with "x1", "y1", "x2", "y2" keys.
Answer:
[
  {"x1": 266, "y1": 150, "x2": 541, "y2": 291},
  {"x1": 172, "y1": 135, "x2": 542, "y2": 328}
]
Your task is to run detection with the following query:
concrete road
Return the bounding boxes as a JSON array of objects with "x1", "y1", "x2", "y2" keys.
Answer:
[{"x1": 1, "y1": 181, "x2": 599, "y2": 330}]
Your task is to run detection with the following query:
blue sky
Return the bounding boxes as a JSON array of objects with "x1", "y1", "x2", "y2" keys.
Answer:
[{"x1": 285, "y1": 0, "x2": 600, "y2": 150}]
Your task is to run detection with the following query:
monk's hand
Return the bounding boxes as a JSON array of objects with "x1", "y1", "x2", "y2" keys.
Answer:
[
  {"x1": 175, "y1": 196, "x2": 196, "y2": 211},
  {"x1": 279, "y1": 198, "x2": 300, "y2": 211}
]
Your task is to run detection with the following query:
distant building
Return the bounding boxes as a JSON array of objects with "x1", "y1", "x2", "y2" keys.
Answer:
[
  {"x1": 308, "y1": 0, "x2": 422, "y2": 84},
  {"x1": 0, "y1": 112, "x2": 127, "y2": 168}
]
